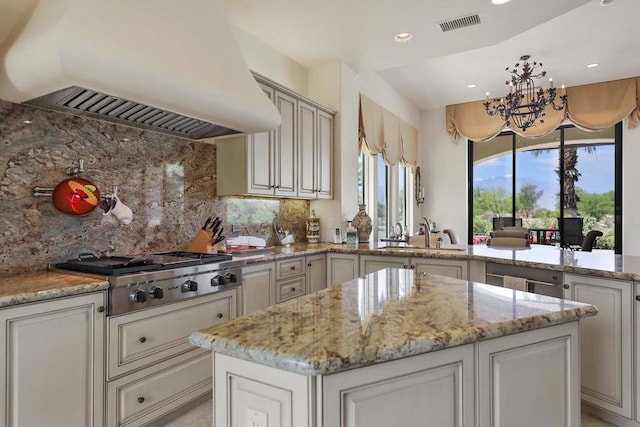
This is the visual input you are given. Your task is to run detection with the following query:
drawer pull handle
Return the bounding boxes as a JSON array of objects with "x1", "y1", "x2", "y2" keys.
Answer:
[
  {"x1": 97, "y1": 306, "x2": 105, "y2": 313},
  {"x1": 563, "y1": 284, "x2": 570, "y2": 290},
  {"x1": 217, "y1": 313, "x2": 224, "y2": 319},
  {"x1": 137, "y1": 397, "x2": 145, "y2": 404},
  {"x1": 139, "y1": 337, "x2": 147, "y2": 343},
  {"x1": 290, "y1": 266, "x2": 296, "y2": 270}
]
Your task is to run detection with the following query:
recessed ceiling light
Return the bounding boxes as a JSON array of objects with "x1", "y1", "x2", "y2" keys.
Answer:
[
  {"x1": 586, "y1": 63, "x2": 599, "y2": 68},
  {"x1": 393, "y1": 32, "x2": 413, "y2": 43},
  {"x1": 467, "y1": 84, "x2": 477, "y2": 88},
  {"x1": 491, "y1": 0, "x2": 511, "y2": 5},
  {"x1": 600, "y1": 0, "x2": 615, "y2": 6}
]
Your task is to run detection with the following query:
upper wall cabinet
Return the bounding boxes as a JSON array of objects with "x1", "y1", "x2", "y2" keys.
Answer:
[{"x1": 216, "y1": 75, "x2": 334, "y2": 200}]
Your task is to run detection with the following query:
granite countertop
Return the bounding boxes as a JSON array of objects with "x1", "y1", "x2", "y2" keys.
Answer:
[
  {"x1": 190, "y1": 268, "x2": 597, "y2": 375},
  {"x1": 235, "y1": 242, "x2": 640, "y2": 281},
  {"x1": 0, "y1": 271, "x2": 108, "y2": 309}
]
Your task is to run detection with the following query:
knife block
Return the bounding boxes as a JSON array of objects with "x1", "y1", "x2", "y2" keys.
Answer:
[{"x1": 187, "y1": 229, "x2": 213, "y2": 253}]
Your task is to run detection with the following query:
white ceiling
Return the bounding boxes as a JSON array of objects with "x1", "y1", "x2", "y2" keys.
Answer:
[{"x1": 223, "y1": 0, "x2": 640, "y2": 110}]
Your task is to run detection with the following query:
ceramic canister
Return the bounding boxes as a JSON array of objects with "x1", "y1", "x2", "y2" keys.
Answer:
[{"x1": 306, "y1": 210, "x2": 321, "y2": 243}]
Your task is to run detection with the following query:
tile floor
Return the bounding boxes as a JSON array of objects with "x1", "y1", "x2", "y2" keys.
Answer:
[{"x1": 159, "y1": 398, "x2": 619, "y2": 426}]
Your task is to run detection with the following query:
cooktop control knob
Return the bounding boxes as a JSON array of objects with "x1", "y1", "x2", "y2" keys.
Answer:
[
  {"x1": 211, "y1": 275, "x2": 226, "y2": 286},
  {"x1": 182, "y1": 280, "x2": 198, "y2": 293},
  {"x1": 227, "y1": 273, "x2": 238, "y2": 283},
  {"x1": 150, "y1": 286, "x2": 164, "y2": 299},
  {"x1": 130, "y1": 289, "x2": 147, "y2": 303}
]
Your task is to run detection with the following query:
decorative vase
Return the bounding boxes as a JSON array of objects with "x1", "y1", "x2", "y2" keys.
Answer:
[
  {"x1": 306, "y1": 210, "x2": 321, "y2": 243},
  {"x1": 352, "y1": 204, "x2": 372, "y2": 243}
]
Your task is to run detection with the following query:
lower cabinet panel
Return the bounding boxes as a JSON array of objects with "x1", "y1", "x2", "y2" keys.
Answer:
[{"x1": 107, "y1": 351, "x2": 211, "y2": 427}]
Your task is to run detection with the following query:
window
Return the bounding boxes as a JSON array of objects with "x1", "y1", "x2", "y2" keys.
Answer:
[
  {"x1": 469, "y1": 123, "x2": 621, "y2": 253},
  {"x1": 360, "y1": 153, "x2": 412, "y2": 241}
]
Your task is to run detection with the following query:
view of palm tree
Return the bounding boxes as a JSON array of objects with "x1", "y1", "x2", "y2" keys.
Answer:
[{"x1": 471, "y1": 126, "x2": 617, "y2": 250}]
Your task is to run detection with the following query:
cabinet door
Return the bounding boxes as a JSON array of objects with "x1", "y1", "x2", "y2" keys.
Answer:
[
  {"x1": 297, "y1": 100, "x2": 317, "y2": 198},
  {"x1": 478, "y1": 322, "x2": 579, "y2": 427},
  {"x1": 247, "y1": 84, "x2": 276, "y2": 196},
  {"x1": 323, "y1": 344, "x2": 474, "y2": 427},
  {"x1": 0, "y1": 293, "x2": 105, "y2": 427},
  {"x1": 306, "y1": 254, "x2": 326, "y2": 294},
  {"x1": 316, "y1": 109, "x2": 333, "y2": 199},
  {"x1": 274, "y1": 91, "x2": 297, "y2": 197},
  {"x1": 411, "y1": 258, "x2": 468, "y2": 280},
  {"x1": 326, "y1": 253, "x2": 359, "y2": 287},
  {"x1": 565, "y1": 274, "x2": 632, "y2": 418},
  {"x1": 242, "y1": 263, "x2": 276, "y2": 315},
  {"x1": 359, "y1": 255, "x2": 410, "y2": 276}
]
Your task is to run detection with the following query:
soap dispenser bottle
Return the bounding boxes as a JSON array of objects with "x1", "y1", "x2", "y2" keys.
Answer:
[{"x1": 346, "y1": 221, "x2": 358, "y2": 249}]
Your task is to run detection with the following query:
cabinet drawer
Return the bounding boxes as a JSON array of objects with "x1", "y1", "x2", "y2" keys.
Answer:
[
  {"x1": 277, "y1": 276, "x2": 306, "y2": 303},
  {"x1": 108, "y1": 290, "x2": 235, "y2": 379},
  {"x1": 108, "y1": 352, "x2": 211, "y2": 427},
  {"x1": 277, "y1": 257, "x2": 306, "y2": 279}
]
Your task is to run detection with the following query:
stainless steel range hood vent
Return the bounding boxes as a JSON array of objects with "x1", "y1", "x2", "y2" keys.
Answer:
[
  {"x1": 26, "y1": 87, "x2": 240, "y2": 139},
  {"x1": 0, "y1": 0, "x2": 280, "y2": 140}
]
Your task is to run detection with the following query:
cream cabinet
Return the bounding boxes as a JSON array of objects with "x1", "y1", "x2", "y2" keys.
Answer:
[
  {"x1": 106, "y1": 289, "x2": 237, "y2": 427},
  {"x1": 306, "y1": 254, "x2": 326, "y2": 294},
  {"x1": 298, "y1": 100, "x2": 333, "y2": 199},
  {"x1": 564, "y1": 273, "x2": 633, "y2": 419},
  {"x1": 359, "y1": 254, "x2": 468, "y2": 280},
  {"x1": 360, "y1": 254, "x2": 410, "y2": 275},
  {"x1": 276, "y1": 257, "x2": 307, "y2": 303},
  {"x1": 0, "y1": 292, "x2": 105, "y2": 427},
  {"x1": 326, "y1": 253, "x2": 359, "y2": 287},
  {"x1": 411, "y1": 257, "x2": 468, "y2": 279},
  {"x1": 216, "y1": 75, "x2": 333, "y2": 200},
  {"x1": 241, "y1": 262, "x2": 276, "y2": 315}
]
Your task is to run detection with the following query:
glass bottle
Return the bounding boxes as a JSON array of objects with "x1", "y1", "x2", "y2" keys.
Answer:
[{"x1": 346, "y1": 221, "x2": 358, "y2": 249}]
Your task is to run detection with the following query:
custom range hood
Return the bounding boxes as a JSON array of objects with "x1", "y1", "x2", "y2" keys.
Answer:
[{"x1": 0, "y1": 0, "x2": 281, "y2": 139}]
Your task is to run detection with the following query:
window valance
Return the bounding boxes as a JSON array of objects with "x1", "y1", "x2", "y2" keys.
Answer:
[
  {"x1": 446, "y1": 76, "x2": 640, "y2": 143},
  {"x1": 358, "y1": 94, "x2": 418, "y2": 170}
]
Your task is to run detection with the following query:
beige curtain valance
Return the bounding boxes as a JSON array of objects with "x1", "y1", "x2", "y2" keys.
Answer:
[
  {"x1": 446, "y1": 76, "x2": 640, "y2": 143},
  {"x1": 359, "y1": 94, "x2": 418, "y2": 170}
]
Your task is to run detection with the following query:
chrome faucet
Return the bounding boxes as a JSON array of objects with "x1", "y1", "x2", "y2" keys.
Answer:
[{"x1": 421, "y1": 217, "x2": 431, "y2": 248}]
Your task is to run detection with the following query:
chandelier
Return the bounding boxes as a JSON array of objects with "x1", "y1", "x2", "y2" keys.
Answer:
[{"x1": 483, "y1": 55, "x2": 567, "y2": 132}]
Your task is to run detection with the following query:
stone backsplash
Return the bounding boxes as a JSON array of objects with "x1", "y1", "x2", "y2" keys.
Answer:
[{"x1": 0, "y1": 100, "x2": 308, "y2": 273}]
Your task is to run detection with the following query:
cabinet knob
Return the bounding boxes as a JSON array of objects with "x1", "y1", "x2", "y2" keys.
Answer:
[
  {"x1": 563, "y1": 284, "x2": 570, "y2": 290},
  {"x1": 403, "y1": 265, "x2": 408, "y2": 268},
  {"x1": 217, "y1": 313, "x2": 224, "y2": 319},
  {"x1": 411, "y1": 265, "x2": 415, "y2": 269},
  {"x1": 291, "y1": 287, "x2": 296, "y2": 292},
  {"x1": 636, "y1": 295, "x2": 640, "y2": 302},
  {"x1": 275, "y1": 185, "x2": 280, "y2": 189},
  {"x1": 291, "y1": 266, "x2": 296, "y2": 270},
  {"x1": 139, "y1": 337, "x2": 147, "y2": 343},
  {"x1": 307, "y1": 263, "x2": 312, "y2": 267},
  {"x1": 137, "y1": 397, "x2": 145, "y2": 404},
  {"x1": 97, "y1": 306, "x2": 105, "y2": 313}
]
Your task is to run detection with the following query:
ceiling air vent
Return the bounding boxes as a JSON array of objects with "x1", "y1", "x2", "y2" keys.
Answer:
[
  {"x1": 24, "y1": 87, "x2": 241, "y2": 140},
  {"x1": 439, "y1": 13, "x2": 481, "y2": 32}
]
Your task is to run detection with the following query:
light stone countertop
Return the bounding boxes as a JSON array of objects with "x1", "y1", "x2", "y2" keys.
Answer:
[
  {"x1": 1, "y1": 242, "x2": 636, "y2": 309},
  {"x1": 190, "y1": 268, "x2": 597, "y2": 375},
  {"x1": 0, "y1": 270, "x2": 108, "y2": 308},
  {"x1": 236, "y1": 242, "x2": 640, "y2": 282}
]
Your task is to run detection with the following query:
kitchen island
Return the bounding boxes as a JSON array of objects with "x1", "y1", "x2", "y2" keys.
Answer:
[{"x1": 191, "y1": 268, "x2": 597, "y2": 427}]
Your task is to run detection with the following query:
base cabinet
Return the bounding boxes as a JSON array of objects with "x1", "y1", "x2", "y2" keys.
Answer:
[
  {"x1": 241, "y1": 262, "x2": 276, "y2": 315},
  {"x1": 326, "y1": 253, "x2": 359, "y2": 287},
  {"x1": 0, "y1": 292, "x2": 105, "y2": 427},
  {"x1": 306, "y1": 254, "x2": 326, "y2": 294},
  {"x1": 107, "y1": 289, "x2": 237, "y2": 426},
  {"x1": 564, "y1": 273, "x2": 633, "y2": 419},
  {"x1": 212, "y1": 321, "x2": 579, "y2": 427},
  {"x1": 359, "y1": 254, "x2": 468, "y2": 280}
]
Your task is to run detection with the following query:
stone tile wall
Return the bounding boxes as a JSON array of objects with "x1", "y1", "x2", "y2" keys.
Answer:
[{"x1": 0, "y1": 101, "x2": 308, "y2": 273}]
